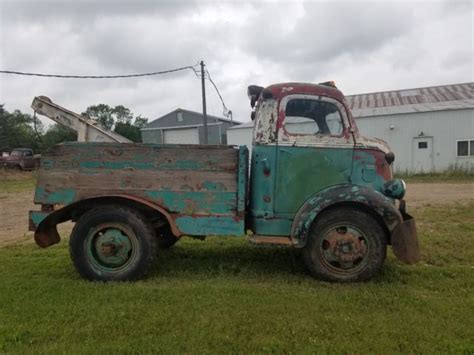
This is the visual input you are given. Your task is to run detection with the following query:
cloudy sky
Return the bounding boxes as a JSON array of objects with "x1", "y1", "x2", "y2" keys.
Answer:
[{"x1": 0, "y1": 0, "x2": 473, "y2": 126}]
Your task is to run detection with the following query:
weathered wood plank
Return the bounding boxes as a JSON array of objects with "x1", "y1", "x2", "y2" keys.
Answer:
[
  {"x1": 44, "y1": 143, "x2": 239, "y2": 171},
  {"x1": 37, "y1": 170, "x2": 237, "y2": 192},
  {"x1": 36, "y1": 143, "x2": 242, "y2": 216}
]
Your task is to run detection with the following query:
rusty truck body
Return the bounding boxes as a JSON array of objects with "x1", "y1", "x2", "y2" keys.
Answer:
[
  {"x1": 29, "y1": 82, "x2": 420, "y2": 282},
  {"x1": 1, "y1": 148, "x2": 40, "y2": 170}
]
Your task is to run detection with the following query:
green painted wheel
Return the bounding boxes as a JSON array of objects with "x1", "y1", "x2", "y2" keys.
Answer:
[
  {"x1": 69, "y1": 206, "x2": 157, "y2": 281},
  {"x1": 303, "y1": 207, "x2": 386, "y2": 282},
  {"x1": 86, "y1": 224, "x2": 136, "y2": 273}
]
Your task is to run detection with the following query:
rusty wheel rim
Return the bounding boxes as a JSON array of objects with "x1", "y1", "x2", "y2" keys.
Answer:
[{"x1": 318, "y1": 224, "x2": 370, "y2": 274}]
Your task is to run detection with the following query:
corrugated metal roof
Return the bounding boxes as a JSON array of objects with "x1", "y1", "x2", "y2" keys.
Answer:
[{"x1": 346, "y1": 82, "x2": 474, "y2": 118}]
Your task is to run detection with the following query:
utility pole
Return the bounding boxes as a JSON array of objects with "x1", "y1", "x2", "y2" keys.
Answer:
[{"x1": 200, "y1": 60, "x2": 208, "y2": 144}]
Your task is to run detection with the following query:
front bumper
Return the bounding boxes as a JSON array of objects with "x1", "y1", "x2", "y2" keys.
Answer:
[{"x1": 391, "y1": 200, "x2": 421, "y2": 264}]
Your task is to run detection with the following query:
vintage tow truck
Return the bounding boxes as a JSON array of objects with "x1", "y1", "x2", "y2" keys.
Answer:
[{"x1": 29, "y1": 82, "x2": 420, "y2": 282}]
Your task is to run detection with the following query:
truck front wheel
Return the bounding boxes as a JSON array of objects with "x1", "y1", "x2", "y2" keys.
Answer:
[
  {"x1": 303, "y1": 207, "x2": 387, "y2": 282},
  {"x1": 69, "y1": 206, "x2": 157, "y2": 281}
]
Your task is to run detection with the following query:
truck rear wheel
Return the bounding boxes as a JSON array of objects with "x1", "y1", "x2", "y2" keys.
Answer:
[
  {"x1": 69, "y1": 206, "x2": 157, "y2": 281},
  {"x1": 302, "y1": 207, "x2": 386, "y2": 282}
]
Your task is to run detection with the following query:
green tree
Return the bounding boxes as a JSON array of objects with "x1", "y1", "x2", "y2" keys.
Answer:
[
  {"x1": 82, "y1": 104, "x2": 115, "y2": 130},
  {"x1": 113, "y1": 105, "x2": 133, "y2": 124},
  {"x1": 133, "y1": 115, "x2": 148, "y2": 129},
  {"x1": 82, "y1": 104, "x2": 148, "y2": 143},
  {"x1": 41, "y1": 124, "x2": 77, "y2": 152},
  {"x1": 0, "y1": 105, "x2": 40, "y2": 152}
]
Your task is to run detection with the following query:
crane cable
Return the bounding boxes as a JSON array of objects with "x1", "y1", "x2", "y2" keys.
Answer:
[{"x1": 205, "y1": 69, "x2": 231, "y2": 120}]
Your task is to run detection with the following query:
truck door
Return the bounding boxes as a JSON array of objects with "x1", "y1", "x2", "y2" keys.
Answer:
[
  {"x1": 274, "y1": 95, "x2": 354, "y2": 214},
  {"x1": 23, "y1": 149, "x2": 34, "y2": 169}
]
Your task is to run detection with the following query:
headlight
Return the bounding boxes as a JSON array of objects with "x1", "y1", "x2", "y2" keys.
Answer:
[{"x1": 383, "y1": 179, "x2": 406, "y2": 200}]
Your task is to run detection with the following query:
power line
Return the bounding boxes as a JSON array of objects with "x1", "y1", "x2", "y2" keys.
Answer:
[
  {"x1": 1, "y1": 61, "x2": 232, "y2": 121},
  {"x1": 205, "y1": 69, "x2": 231, "y2": 119},
  {"x1": 0, "y1": 64, "x2": 199, "y2": 79}
]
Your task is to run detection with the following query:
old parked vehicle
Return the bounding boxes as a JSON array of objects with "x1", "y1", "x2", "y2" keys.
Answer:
[
  {"x1": 29, "y1": 82, "x2": 420, "y2": 282},
  {"x1": 1, "y1": 148, "x2": 40, "y2": 170}
]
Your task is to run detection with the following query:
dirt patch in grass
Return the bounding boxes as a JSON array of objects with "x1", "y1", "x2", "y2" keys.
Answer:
[
  {"x1": 0, "y1": 176, "x2": 71, "y2": 247},
  {"x1": 0, "y1": 191, "x2": 35, "y2": 246},
  {"x1": 407, "y1": 182, "x2": 474, "y2": 207}
]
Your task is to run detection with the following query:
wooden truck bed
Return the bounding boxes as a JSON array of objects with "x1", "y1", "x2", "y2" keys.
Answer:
[{"x1": 34, "y1": 142, "x2": 248, "y2": 236}]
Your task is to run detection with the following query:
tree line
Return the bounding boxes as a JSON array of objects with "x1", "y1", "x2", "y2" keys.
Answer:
[{"x1": 0, "y1": 104, "x2": 148, "y2": 153}]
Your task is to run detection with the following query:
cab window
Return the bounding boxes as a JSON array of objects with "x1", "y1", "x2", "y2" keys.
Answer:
[{"x1": 284, "y1": 99, "x2": 343, "y2": 136}]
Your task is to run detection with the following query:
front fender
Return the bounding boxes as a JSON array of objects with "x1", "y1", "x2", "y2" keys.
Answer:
[{"x1": 290, "y1": 184, "x2": 402, "y2": 248}]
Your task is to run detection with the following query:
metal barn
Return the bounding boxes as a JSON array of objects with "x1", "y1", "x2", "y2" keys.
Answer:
[
  {"x1": 227, "y1": 82, "x2": 474, "y2": 173},
  {"x1": 141, "y1": 108, "x2": 240, "y2": 145}
]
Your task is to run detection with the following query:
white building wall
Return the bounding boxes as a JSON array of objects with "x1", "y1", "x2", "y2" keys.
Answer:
[
  {"x1": 227, "y1": 127, "x2": 254, "y2": 153},
  {"x1": 355, "y1": 109, "x2": 474, "y2": 173}
]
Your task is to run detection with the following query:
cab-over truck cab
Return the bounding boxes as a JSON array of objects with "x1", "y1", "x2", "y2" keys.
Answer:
[{"x1": 29, "y1": 82, "x2": 420, "y2": 283}]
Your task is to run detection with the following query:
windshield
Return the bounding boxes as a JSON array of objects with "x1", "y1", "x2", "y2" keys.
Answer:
[
  {"x1": 285, "y1": 99, "x2": 343, "y2": 136},
  {"x1": 10, "y1": 150, "x2": 22, "y2": 156}
]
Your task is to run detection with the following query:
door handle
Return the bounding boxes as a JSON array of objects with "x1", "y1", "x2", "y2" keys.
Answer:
[{"x1": 261, "y1": 158, "x2": 270, "y2": 175}]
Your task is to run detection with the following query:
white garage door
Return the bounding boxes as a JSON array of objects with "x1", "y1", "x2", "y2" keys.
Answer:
[{"x1": 163, "y1": 128, "x2": 199, "y2": 144}]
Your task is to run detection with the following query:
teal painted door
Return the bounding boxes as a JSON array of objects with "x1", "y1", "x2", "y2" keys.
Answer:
[
  {"x1": 274, "y1": 95, "x2": 354, "y2": 214},
  {"x1": 274, "y1": 147, "x2": 353, "y2": 213}
]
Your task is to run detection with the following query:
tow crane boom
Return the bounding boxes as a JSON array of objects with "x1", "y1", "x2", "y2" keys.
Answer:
[{"x1": 31, "y1": 96, "x2": 132, "y2": 143}]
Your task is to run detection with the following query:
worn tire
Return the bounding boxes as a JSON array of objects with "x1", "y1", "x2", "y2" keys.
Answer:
[
  {"x1": 303, "y1": 207, "x2": 386, "y2": 282},
  {"x1": 155, "y1": 225, "x2": 179, "y2": 249},
  {"x1": 69, "y1": 205, "x2": 157, "y2": 281}
]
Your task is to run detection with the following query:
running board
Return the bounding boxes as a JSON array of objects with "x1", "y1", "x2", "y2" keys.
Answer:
[{"x1": 249, "y1": 235, "x2": 293, "y2": 246}]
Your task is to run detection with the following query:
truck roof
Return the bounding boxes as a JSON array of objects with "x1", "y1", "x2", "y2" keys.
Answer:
[{"x1": 265, "y1": 82, "x2": 346, "y2": 102}]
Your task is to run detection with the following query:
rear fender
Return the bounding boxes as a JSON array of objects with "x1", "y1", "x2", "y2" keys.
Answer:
[
  {"x1": 31, "y1": 195, "x2": 180, "y2": 248},
  {"x1": 290, "y1": 184, "x2": 402, "y2": 248}
]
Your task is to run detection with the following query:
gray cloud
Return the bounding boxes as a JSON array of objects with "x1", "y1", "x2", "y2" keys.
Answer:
[
  {"x1": 0, "y1": 0, "x2": 196, "y2": 24},
  {"x1": 244, "y1": 2, "x2": 415, "y2": 62}
]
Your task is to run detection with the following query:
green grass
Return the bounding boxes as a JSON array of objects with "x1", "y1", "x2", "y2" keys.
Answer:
[
  {"x1": 0, "y1": 171, "x2": 36, "y2": 192},
  {"x1": 1, "y1": 203, "x2": 473, "y2": 353},
  {"x1": 395, "y1": 171, "x2": 474, "y2": 183}
]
